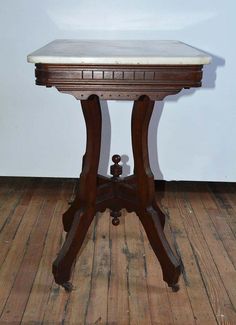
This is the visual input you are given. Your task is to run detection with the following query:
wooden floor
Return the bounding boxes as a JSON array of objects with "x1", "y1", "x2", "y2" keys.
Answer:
[{"x1": 0, "y1": 178, "x2": 236, "y2": 324}]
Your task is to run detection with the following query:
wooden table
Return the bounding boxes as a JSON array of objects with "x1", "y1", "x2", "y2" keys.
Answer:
[{"x1": 28, "y1": 40, "x2": 211, "y2": 292}]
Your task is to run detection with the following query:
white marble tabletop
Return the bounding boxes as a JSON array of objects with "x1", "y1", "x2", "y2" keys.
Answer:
[{"x1": 27, "y1": 40, "x2": 211, "y2": 65}]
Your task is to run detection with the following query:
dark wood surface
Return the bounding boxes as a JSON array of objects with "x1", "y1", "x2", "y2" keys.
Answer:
[
  {"x1": 33, "y1": 63, "x2": 204, "y2": 291},
  {"x1": 0, "y1": 178, "x2": 236, "y2": 324},
  {"x1": 35, "y1": 63, "x2": 202, "y2": 100}
]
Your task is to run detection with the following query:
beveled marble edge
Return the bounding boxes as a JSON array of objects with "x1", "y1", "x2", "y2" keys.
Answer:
[
  {"x1": 28, "y1": 56, "x2": 211, "y2": 65},
  {"x1": 27, "y1": 40, "x2": 212, "y2": 65}
]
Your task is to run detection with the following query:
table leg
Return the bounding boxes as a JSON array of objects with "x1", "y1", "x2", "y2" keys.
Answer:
[
  {"x1": 53, "y1": 95, "x2": 102, "y2": 290},
  {"x1": 62, "y1": 153, "x2": 86, "y2": 232},
  {"x1": 131, "y1": 95, "x2": 182, "y2": 290}
]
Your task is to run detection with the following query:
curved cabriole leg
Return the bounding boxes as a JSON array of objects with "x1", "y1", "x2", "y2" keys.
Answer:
[
  {"x1": 152, "y1": 199, "x2": 166, "y2": 229},
  {"x1": 63, "y1": 153, "x2": 87, "y2": 232},
  {"x1": 53, "y1": 95, "x2": 102, "y2": 289},
  {"x1": 138, "y1": 207, "x2": 182, "y2": 290},
  {"x1": 131, "y1": 95, "x2": 182, "y2": 290},
  {"x1": 63, "y1": 204, "x2": 79, "y2": 233},
  {"x1": 53, "y1": 208, "x2": 95, "y2": 290}
]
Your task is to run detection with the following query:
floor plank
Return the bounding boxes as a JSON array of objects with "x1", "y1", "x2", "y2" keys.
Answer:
[
  {"x1": 85, "y1": 211, "x2": 111, "y2": 325},
  {"x1": 175, "y1": 183, "x2": 236, "y2": 324},
  {"x1": 63, "y1": 217, "x2": 96, "y2": 325},
  {"x1": 208, "y1": 183, "x2": 236, "y2": 240},
  {"x1": 0, "y1": 178, "x2": 16, "y2": 208},
  {"x1": 0, "y1": 181, "x2": 46, "y2": 316},
  {"x1": 0, "y1": 180, "x2": 34, "y2": 267},
  {"x1": 0, "y1": 181, "x2": 62, "y2": 324},
  {"x1": 168, "y1": 207, "x2": 217, "y2": 325},
  {"x1": 22, "y1": 182, "x2": 71, "y2": 324},
  {"x1": 124, "y1": 212, "x2": 152, "y2": 325},
  {"x1": 197, "y1": 184, "x2": 236, "y2": 269},
  {"x1": 0, "y1": 179, "x2": 26, "y2": 231},
  {"x1": 107, "y1": 211, "x2": 130, "y2": 325},
  {"x1": 141, "y1": 219, "x2": 175, "y2": 325}
]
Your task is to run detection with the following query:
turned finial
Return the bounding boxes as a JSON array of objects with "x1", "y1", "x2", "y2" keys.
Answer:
[{"x1": 110, "y1": 154, "x2": 122, "y2": 178}]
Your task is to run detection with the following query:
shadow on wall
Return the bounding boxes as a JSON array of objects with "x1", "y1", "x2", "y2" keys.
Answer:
[
  {"x1": 98, "y1": 101, "x2": 111, "y2": 176},
  {"x1": 98, "y1": 52, "x2": 225, "y2": 180},
  {"x1": 149, "y1": 52, "x2": 225, "y2": 180}
]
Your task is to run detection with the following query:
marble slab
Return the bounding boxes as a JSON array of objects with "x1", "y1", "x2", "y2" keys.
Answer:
[{"x1": 27, "y1": 40, "x2": 211, "y2": 65}]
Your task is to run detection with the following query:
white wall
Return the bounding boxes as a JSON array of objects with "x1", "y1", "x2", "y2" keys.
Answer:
[{"x1": 0, "y1": 0, "x2": 235, "y2": 181}]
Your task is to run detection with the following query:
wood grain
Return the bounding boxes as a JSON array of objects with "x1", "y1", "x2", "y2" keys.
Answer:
[
  {"x1": 0, "y1": 180, "x2": 34, "y2": 266},
  {"x1": 168, "y1": 207, "x2": 217, "y2": 325},
  {"x1": 140, "y1": 218, "x2": 175, "y2": 324},
  {"x1": 107, "y1": 210, "x2": 130, "y2": 325},
  {"x1": 124, "y1": 212, "x2": 152, "y2": 325},
  {"x1": 22, "y1": 183, "x2": 71, "y2": 324},
  {"x1": 35, "y1": 64, "x2": 203, "y2": 100},
  {"x1": 85, "y1": 212, "x2": 110, "y2": 324},
  {"x1": 175, "y1": 182, "x2": 236, "y2": 324},
  {"x1": 0, "y1": 179, "x2": 26, "y2": 231},
  {"x1": 63, "y1": 217, "x2": 96, "y2": 325},
  {"x1": 0, "y1": 180, "x2": 45, "y2": 316},
  {"x1": 0, "y1": 181, "x2": 62, "y2": 323}
]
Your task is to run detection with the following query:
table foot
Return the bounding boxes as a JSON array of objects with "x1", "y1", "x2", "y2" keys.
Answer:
[
  {"x1": 52, "y1": 208, "x2": 95, "y2": 287},
  {"x1": 168, "y1": 283, "x2": 180, "y2": 292},
  {"x1": 110, "y1": 210, "x2": 121, "y2": 226},
  {"x1": 61, "y1": 281, "x2": 74, "y2": 292},
  {"x1": 138, "y1": 205, "x2": 182, "y2": 289}
]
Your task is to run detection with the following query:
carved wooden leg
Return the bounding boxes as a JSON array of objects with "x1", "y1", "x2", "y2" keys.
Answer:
[
  {"x1": 139, "y1": 207, "x2": 182, "y2": 289},
  {"x1": 153, "y1": 198, "x2": 166, "y2": 229},
  {"x1": 62, "y1": 96, "x2": 102, "y2": 232},
  {"x1": 63, "y1": 202, "x2": 80, "y2": 233},
  {"x1": 131, "y1": 95, "x2": 182, "y2": 290},
  {"x1": 53, "y1": 208, "x2": 95, "y2": 290},
  {"x1": 53, "y1": 95, "x2": 102, "y2": 289},
  {"x1": 62, "y1": 154, "x2": 86, "y2": 232}
]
